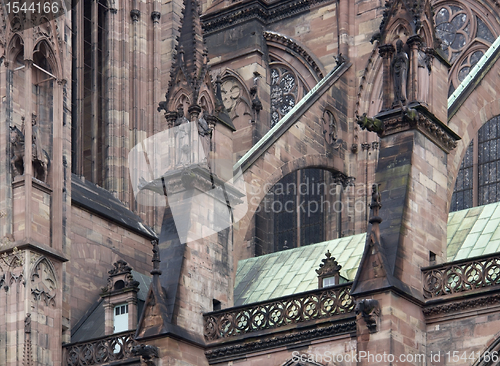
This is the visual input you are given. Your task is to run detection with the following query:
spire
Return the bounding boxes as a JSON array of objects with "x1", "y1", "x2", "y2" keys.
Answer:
[
  {"x1": 160, "y1": 0, "x2": 210, "y2": 110},
  {"x1": 178, "y1": 0, "x2": 206, "y2": 81}
]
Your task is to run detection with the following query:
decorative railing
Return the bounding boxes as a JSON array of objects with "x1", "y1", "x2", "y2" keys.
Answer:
[
  {"x1": 203, "y1": 283, "x2": 354, "y2": 341},
  {"x1": 422, "y1": 254, "x2": 500, "y2": 298},
  {"x1": 63, "y1": 331, "x2": 136, "y2": 366}
]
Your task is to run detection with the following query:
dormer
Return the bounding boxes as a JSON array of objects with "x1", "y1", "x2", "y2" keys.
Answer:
[{"x1": 100, "y1": 260, "x2": 140, "y2": 335}]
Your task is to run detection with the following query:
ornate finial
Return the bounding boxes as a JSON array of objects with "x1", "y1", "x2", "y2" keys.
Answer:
[
  {"x1": 316, "y1": 250, "x2": 342, "y2": 276},
  {"x1": 101, "y1": 260, "x2": 139, "y2": 294},
  {"x1": 108, "y1": 259, "x2": 132, "y2": 276},
  {"x1": 151, "y1": 240, "x2": 162, "y2": 276}
]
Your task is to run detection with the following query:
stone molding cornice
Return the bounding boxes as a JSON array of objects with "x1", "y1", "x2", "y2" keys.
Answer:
[
  {"x1": 358, "y1": 104, "x2": 460, "y2": 153},
  {"x1": 201, "y1": 0, "x2": 335, "y2": 35},
  {"x1": 264, "y1": 31, "x2": 324, "y2": 79},
  {"x1": 423, "y1": 293, "x2": 500, "y2": 317},
  {"x1": 204, "y1": 320, "x2": 356, "y2": 363}
]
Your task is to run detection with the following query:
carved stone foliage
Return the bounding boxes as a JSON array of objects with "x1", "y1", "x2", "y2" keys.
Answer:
[
  {"x1": 316, "y1": 250, "x2": 342, "y2": 288},
  {"x1": 422, "y1": 254, "x2": 500, "y2": 298},
  {"x1": 203, "y1": 283, "x2": 354, "y2": 341},
  {"x1": 423, "y1": 293, "x2": 500, "y2": 316},
  {"x1": 108, "y1": 259, "x2": 132, "y2": 276},
  {"x1": 357, "y1": 106, "x2": 459, "y2": 152},
  {"x1": 205, "y1": 320, "x2": 356, "y2": 362},
  {"x1": 64, "y1": 331, "x2": 136, "y2": 366},
  {"x1": 101, "y1": 260, "x2": 139, "y2": 295},
  {"x1": 31, "y1": 257, "x2": 56, "y2": 306},
  {"x1": 316, "y1": 251, "x2": 341, "y2": 277}
]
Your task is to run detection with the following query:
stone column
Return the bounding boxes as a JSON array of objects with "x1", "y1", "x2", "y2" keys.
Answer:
[
  {"x1": 407, "y1": 35, "x2": 422, "y2": 103},
  {"x1": 378, "y1": 44, "x2": 395, "y2": 111}
]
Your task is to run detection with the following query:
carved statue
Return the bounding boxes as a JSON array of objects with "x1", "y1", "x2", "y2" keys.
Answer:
[
  {"x1": 10, "y1": 125, "x2": 25, "y2": 177},
  {"x1": 32, "y1": 116, "x2": 50, "y2": 182},
  {"x1": 391, "y1": 40, "x2": 409, "y2": 106},
  {"x1": 174, "y1": 107, "x2": 191, "y2": 166},
  {"x1": 9, "y1": 118, "x2": 50, "y2": 182}
]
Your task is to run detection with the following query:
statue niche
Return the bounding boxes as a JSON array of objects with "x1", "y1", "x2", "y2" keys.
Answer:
[
  {"x1": 10, "y1": 117, "x2": 51, "y2": 182},
  {"x1": 391, "y1": 39, "x2": 409, "y2": 107}
]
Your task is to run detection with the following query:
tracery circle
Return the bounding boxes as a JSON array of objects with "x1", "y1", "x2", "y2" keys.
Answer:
[{"x1": 435, "y1": 5, "x2": 471, "y2": 63}]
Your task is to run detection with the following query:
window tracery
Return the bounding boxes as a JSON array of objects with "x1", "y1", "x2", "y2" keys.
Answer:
[
  {"x1": 219, "y1": 75, "x2": 252, "y2": 128},
  {"x1": 433, "y1": 1, "x2": 498, "y2": 95},
  {"x1": 435, "y1": 4, "x2": 471, "y2": 64},
  {"x1": 270, "y1": 65, "x2": 305, "y2": 127},
  {"x1": 322, "y1": 110, "x2": 337, "y2": 145},
  {"x1": 478, "y1": 116, "x2": 500, "y2": 205},
  {"x1": 451, "y1": 115, "x2": 500, "y2": 212},
  {"x1": 451, "y1": 140, "x2": 473, "y2": 212}
]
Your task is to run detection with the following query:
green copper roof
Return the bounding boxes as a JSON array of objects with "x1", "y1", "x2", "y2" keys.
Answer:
[
  {"x1": 234, "y1": 201, "x2": 500, "y2": 305},
  {"x1": 447, "y1": 201, "x2": 500, "y2": 261},
  {"x1": 234, "y1": 233, "x2": 366, "y2": 306}
]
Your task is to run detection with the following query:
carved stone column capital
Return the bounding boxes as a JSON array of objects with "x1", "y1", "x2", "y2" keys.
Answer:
[
  {"x1": 407, "y1": 35, "x2": 423, "y2": 48},
  {"x1": 130, "y1": 9, "x2": 140, "y2": 22},
  {"x1": 151, "y1": 11, "x2": 161, "y2": 23},
  {"x1": 188, "y1": 104, "x2": 202, "y2": 121},
  {"x1": 378, "y1": 44, "x2": 395, "y2": 59}
]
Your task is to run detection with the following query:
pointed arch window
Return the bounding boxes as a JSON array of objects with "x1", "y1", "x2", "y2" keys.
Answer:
[
  {"x1": 451, "y1": 115, "x2": 500, "y2": 212},
  {"x1": 71, "y1": 0, "x2": 109, "y2": 184},
  {"x1": 255, "y1": 169, "x2": 344, "y2": 256},
  {"x1": 269, "y1": 63, "x2": 307, "y2": 127}
]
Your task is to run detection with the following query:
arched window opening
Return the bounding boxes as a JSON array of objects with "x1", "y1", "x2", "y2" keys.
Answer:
[
  {"x1": 71, "y1": 0, "x2": 109, "y2": 184},
  {"x1": 255, "y1": 169, "x2": 344, "y2": 256},
  {"x1": 269, "y1": 63, "x2": 308, "y2": 127},
  {"x1": 11, "y1": 42, "x2": 26, "y2": 129},
  {"x1": 451, "y1": 115, "x2": 500, "y2": 212}
]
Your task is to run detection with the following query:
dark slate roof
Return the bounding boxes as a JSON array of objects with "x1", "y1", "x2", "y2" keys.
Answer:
[
  {"x1": 71, "y1": 174, "x2": 157, "y2": 239},
  {"x1": 71, "y1": 270, "x2": 151, "y2": 343}
]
